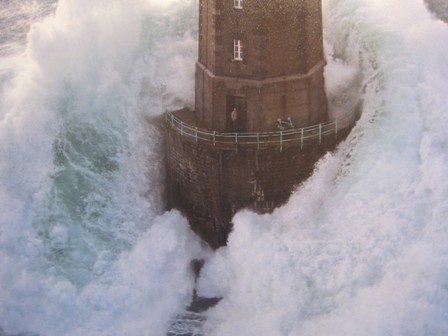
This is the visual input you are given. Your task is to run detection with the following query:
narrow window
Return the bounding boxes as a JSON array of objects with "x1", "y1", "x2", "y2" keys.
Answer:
[
  {"x1": 233, "y1": 39, "x2": 243, "y2": 61},
  {"x1": 234, "y1": 0, "x2": 243, "y2": 9}
]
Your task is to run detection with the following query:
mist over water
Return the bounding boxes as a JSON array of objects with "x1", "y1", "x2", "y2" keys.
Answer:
[{"x1": 1, "y1": 0, "x2": 448, "y2": 335}]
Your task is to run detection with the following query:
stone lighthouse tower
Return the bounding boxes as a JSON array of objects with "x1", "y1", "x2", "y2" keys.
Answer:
[
  {"x1": 195, "y1": 0, "x2": 328, "y2": 133},
  {"x1": 165, "y1": 0, "x2": 354, "y2": 248}
]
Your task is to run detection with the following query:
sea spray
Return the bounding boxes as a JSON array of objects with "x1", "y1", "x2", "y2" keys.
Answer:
[{"x1": 0, "y1": 0, "x2": 207, "y2": 335}]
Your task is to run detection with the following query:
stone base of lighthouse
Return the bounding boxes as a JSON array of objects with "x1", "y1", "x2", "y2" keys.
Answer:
[{"x1": 165, "y1": 109, "x2": 355, "y2": 249}]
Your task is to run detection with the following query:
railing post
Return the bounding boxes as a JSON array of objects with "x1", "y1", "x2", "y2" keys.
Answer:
[
  {"x1": 280, "y1": 131, "x2": 283, "y2": 152},
  {"x1": 335, "y1": 119, "x2": 338, "y2": 139},
  {"x1": 319, "y1": 124, "x2": 322, "y2": 144},
  {"x1": 301, "y1": 128, "x2": 304, "y2": 149},
  {"x1": 164, "y1": 110, "x2": 353, "y2": 149}
]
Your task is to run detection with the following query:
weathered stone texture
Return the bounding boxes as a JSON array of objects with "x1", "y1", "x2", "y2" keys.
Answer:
[
  {"x1": 166, "y1": 122, "x2": 352, "y2": 249},
  {"x1": 196, "y1": 0, "x2": 328, "y2": 133},
  {"x1": 196, "y1": 61, "x2": 327, "y2": 132},
  {"x1": 165, "y1": 0, "x2": 344, "y2": 248},
  {"x1": 198, "y1": 0, "x2": 324, "y2": 78}
]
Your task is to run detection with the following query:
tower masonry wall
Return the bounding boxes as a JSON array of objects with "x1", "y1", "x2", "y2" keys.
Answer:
[
  {"x1": 165, "y1": 112, "x2": 354, "y2": 249},
  {"x1": 195, "y1": 60, "x2": 328, "y2": 132},
  {"x1": 196, "y1": 0, "x2": 328, "y2": 134},
  {"x1": 166, "y1": 0, "x2": 347, "y2": 248},
  {"x1": 198, "y1": 0, "x2": 324, "y2": 79}
]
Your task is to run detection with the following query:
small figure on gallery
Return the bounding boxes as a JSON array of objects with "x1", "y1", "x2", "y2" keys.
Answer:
[{"x1": 231, "y1": 107, "x2": 238, "y2": 132}]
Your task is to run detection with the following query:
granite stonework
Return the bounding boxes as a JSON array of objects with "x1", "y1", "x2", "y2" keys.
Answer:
[
  {"x1": 165, "y1": 112, "x2": 353, "y2": 248},
  {"x1": 165, "y1": 0, "x2": 353, "y2": 248}
]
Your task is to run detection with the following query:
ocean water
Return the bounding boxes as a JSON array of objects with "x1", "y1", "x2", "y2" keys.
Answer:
[
  {"x1": 0, "y1": 1, "x2": 209, "y2": 335},
  {"x1": 1, "y1": 0, "x2": 447, "y2": 335}
]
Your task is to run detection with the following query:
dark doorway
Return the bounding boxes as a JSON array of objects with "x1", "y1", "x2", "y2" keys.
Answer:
[{"x1": 226, "y1": 96, "x2": 247, "y2": 132}]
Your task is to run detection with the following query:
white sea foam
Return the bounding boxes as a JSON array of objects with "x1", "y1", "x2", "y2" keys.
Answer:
[
  {"x1": 2, "y1": 0, "x2": 448, "y2": 335},
  {"x1": 197, "y1": 0, "x2": 448, "y2": 335},
  {"x1": 0, "y1": 0, "x2": 206, "y2": 335}
]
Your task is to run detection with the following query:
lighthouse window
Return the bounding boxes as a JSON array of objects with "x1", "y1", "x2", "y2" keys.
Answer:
[
  {"x1": 234, "y1": 0, "x2": 243, "y2": 9},
  {"x1": 233, "y1": 39, "x2": 243, "y2": 61}
]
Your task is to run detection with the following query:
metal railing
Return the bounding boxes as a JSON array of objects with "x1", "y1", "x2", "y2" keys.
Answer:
[{"x1": 165, "y1": 110, "x2": 356, "y2": 152}]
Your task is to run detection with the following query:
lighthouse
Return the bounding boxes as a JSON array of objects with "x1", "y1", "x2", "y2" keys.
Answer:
[
  {"x1": 165, "y1": 0, "x2": 355, "y2": 248},
  {"x1": 195, "y1": 0, "x2": 328, "y2": 133}
]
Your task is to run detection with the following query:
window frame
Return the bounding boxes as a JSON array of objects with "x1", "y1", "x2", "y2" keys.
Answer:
[
  {"x1": 233, "y1": 39, "x2": 243, "y2": 61},
  {"x1": 234, "y1": 0, "x2": 243, "y2": 9}
]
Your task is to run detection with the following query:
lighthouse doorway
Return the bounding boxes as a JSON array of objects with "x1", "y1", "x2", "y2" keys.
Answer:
[{"x1": 226, "y1": 95, "x2": 247, "y2": 132}]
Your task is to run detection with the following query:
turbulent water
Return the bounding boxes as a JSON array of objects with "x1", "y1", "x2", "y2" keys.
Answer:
[
  {"x1": 0, "y1": 1, "x2": 207, "y2": 335},
  {"x1": 1, "y1": 0, "x2": 447, "y2": 335}
]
